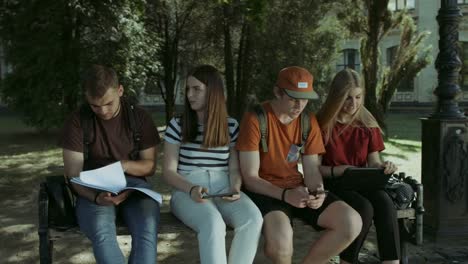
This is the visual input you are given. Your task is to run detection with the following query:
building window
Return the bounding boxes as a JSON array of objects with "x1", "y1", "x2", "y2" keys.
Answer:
[
  {"x1": 386, "y1": 45, "x2": 414, "y2": 92},
  {"x1": 337, "y1": 49, "x2": 360, "y2": 72},
  {"x1": 458, "y1": 0, "x2": 468, "y2": 5},
  {"x1": 459, "y1": 42, "x2": 468, "y2": 91},
  {"x1": 388, "y1": 0, "x2": 415, "y2": 11}
]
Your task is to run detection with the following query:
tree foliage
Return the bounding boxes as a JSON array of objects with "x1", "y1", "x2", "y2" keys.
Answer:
[
  {"x1": 219, "y1": 0, "x2": 346, "y2": 117},
  {"x1": 1, "y1": 0, "x2": 350, "y2": 127},
  {"x1": 0, "y1": 0, "x2": 159, "y2": 130},
  {"x1": 250, "y1": 0, "x2": 346, "y2": 110},
  {"x1": 338, "y1": 0, "x2": 431, "y2": 129},
  {"x1": 379, "y1": 16, "x2": 431, "y2": 115}
]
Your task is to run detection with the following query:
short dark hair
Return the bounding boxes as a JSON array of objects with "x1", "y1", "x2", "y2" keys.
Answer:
[{"x1": 82, "y1": 65, "x2": 119, "y2": 98}]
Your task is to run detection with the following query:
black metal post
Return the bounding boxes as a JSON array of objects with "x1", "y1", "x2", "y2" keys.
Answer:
[
  {"x1": 421, "y1": 0, "x2": 468, "y2": 241},
  {"x1": 432, "y1": 0, "x2": 465, "y2": 119}
]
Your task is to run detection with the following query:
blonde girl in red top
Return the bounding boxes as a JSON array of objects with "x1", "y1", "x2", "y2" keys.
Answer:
[{"x1": 317, "y1": 69, "x2": 399, "y2": 264}]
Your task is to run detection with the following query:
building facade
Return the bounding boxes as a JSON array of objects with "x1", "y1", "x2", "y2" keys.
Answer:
[{"x1": 337, "y1": 0, "x2": 468, "y2": 105}]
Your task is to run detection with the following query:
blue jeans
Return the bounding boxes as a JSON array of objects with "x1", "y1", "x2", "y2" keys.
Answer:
[
  {"x1": 76, "y1": 177, "x2": 160, "y2": 264},
  {"x1": 171, "y1": 170, "x2": 263, "y2": 264}
]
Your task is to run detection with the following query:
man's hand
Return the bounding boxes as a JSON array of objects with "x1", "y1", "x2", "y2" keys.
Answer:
[
  {"x1": 95, "y1": 190, "x2": 133, "y2": 206},
  {"x1": 284, "y1": 186, "x2": 310, "y2": 208},
  {"x1": 306, "y1": 186, "x2": 326, "y2": 209}
]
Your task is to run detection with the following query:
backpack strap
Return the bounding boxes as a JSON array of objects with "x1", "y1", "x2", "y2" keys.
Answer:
[
  {"x1": 79, "y1": 99, "x2": 142, "y2": 162},
  {"x1": 126, "y1": 100, "x2": 141, "y2": 160},
  {"x1": 300, "y1": 111, "x2": 310, "y2": 154},
  {"x1": 253, "y1": 104, "x2": 268, "y2": 153},
  {"x1": 79, "y1": 104, "x2": 94, "y2": 163}
]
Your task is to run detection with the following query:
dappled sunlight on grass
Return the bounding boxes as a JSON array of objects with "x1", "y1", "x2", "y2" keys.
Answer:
[
  {"x1": 383, "y1": 113, "x2": 423, "y2": 181},
  {"x1": 0, "y1": 148, "x2": 62, "y2": 186},
  {"x1": 1, "y1": 224, "x2": 36, "y2": 236},
  {"x1": 382, "y1": 138, "x2": 421, "y2": 181},
  {"x1": 158, "y1": 233, "x2": 188, "y2": 261}
]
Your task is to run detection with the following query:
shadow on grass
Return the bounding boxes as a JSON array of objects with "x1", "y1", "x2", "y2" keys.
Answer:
[
  {"x1": 385, "y1": 113, "x2": 423, "y2": 142},
  {"x1": 381, "y1": 152, "x2": 409, "y2": 160},
  {"x1": 0, "y1": 131, "x2": 59, "y2": 156},
  {"x1": 385, "y1": 139, "x2": 420, "y2": 153}
]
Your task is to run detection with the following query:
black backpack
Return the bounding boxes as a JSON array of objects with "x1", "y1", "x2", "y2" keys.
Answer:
[
  {"x1": 252, "y1": 104, "x2": 311, "y2": 154},
  {"x1": 42, "y1": 175, "x2": 77, "y2": 230},
  {"x1": 385, "y1": 175, "x2": 416, "y2": 209}
]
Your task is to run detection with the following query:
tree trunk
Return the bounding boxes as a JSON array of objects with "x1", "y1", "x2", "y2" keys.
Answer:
[
  {"x1": 235, "y1": 21, "x2": 252, "y2": 119},
  {"x1": 223, "y1": 4, "x2": 235, "y2": 116},
  {"x1": 363, "y1": 0, "x2": 388, "y2": 131},
  {"x1": 63, "y1": 2, "x2": 80, "y2": 114}
]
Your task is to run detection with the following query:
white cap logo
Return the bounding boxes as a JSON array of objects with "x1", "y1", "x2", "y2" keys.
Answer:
[{"x1": 297, "y1": 82, "x2": 308, "y2": 89}]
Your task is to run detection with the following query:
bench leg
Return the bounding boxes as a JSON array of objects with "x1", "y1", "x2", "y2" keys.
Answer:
[
  {"x1": 400, "y1": 240, "x2": 408, "y2": 264},
  {"x1": 38, "y1": 182, "x2": 52, "y2": 264},
  {"x1": 39, "y1": 231, "x2": 52, "y2": 264}
]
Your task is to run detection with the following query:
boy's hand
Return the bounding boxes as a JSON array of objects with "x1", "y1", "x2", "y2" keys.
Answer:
[
  {"x1": 284, "y1": 186, "x2": 310, "y2": 208},
  {"x1": 306, "y1": 187, "x2": 327, "y2": 209}
]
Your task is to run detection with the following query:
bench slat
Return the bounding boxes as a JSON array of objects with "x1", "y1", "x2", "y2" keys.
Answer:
[{"x1": 397, "y1": 208, "x2": 416, "y2": 219}]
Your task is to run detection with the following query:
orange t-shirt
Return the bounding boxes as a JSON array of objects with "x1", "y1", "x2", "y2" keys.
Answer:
[{"x1": 236, "y1": 102, "x2": 325, "y2": 189}]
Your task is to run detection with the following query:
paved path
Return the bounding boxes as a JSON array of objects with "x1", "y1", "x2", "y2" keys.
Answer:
[{"x1": 355, "y1": 228, "x2": 468, "y2": 264}]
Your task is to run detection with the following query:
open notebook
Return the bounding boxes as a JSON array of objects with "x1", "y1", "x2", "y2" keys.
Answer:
[{"x1": 70, "y1": 161, "x2": 162, "y2": 204}]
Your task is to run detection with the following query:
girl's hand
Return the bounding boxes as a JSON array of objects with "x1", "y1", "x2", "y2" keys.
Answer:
[
  {"x1": 382, "y1": 161, "x2": 398, "y2": 175},
  {"x1": 222, "y1": 188, "x2": 241, "y2": 202},
  {"x1": 190, "y1": 185, "x2": 208, "y2": 203}
]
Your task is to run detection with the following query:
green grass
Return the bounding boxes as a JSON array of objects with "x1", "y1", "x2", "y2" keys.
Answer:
[
  {"x1": 0, "y1": 115, "x2": 36, "y2": 135},
  {"x1": 383, "y1": 113, "x2": 424, "y2": 179},
  {"x1": 151, "y1": 111, "x2": 167, "y2": 128}
]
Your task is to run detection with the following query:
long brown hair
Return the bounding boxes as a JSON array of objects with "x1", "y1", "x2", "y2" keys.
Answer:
[
  {"x1": 316, "y1": 68, "x2": 381, "y2": 145},
  {"x1": 181, "y1": 65, "x2": 230, "y2": 148}
]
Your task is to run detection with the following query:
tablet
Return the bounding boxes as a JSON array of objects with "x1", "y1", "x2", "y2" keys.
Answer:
[{"x1": 330, "y1": 167, "x2": 391, "y2": 191}]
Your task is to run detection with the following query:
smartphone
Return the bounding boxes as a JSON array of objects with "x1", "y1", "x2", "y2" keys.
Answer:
[
  {"x1": 309, "y1": 190, "x2": 329, "y2": 196},
  {"x1": 202, "y1": 192, "x2": 238, "y2": 199}
]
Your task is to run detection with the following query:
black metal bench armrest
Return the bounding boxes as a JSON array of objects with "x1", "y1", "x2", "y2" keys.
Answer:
[{"x1": 397, "y1": 172, "x2": 425, "y2": 245}]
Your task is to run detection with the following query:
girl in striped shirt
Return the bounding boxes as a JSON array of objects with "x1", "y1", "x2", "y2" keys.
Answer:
[{"x1": 162, "y1": 65, "x2": 262, "y2": 264}]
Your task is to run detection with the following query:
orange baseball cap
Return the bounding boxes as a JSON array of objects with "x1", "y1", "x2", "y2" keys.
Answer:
[{"x1": 276, "y1": 66, "x2": 318, "y2": 99}]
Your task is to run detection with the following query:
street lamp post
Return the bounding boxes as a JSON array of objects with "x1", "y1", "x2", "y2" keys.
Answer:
[{"x1": 421, "y1": 0, "x2": 468, "y2": 241}]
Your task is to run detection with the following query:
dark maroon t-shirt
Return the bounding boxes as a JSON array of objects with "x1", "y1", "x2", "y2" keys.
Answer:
[
  {"x1": 59, "y1": 101, "x2": 160, "y2": 172},
  {"x1": 321, "y1": 123, "x2": 384, "y2": 167}
]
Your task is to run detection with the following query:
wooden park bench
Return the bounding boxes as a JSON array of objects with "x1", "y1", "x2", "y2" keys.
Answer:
[{"x1": 38, "y1": 173, "x2": 424, "y2": 264}]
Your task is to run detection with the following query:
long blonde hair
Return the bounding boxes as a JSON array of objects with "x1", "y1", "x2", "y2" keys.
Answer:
[{"x1": 317, "y1": 68, "x2": 381, "y2": 145}]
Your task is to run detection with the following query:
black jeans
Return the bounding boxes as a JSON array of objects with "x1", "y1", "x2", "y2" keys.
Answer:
[{"x1": 331, "y1": 189, "x2": 400, "y2": 263}]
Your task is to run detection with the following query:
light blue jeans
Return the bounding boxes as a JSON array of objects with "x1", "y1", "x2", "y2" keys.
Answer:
[
  {"x1": 76, "y1": 177, "x2": 160, "y2": 264},
  {"x1": 171, "y1": 170, "x2": 263, "y2": 264}
]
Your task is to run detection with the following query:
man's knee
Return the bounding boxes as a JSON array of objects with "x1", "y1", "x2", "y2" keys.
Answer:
[
  {"x1": 263, "y1": 212, "x2": 294, "y2": 261},
  {"x1": 264, "y1": 233, "x2": 293, "y2": 261}
]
